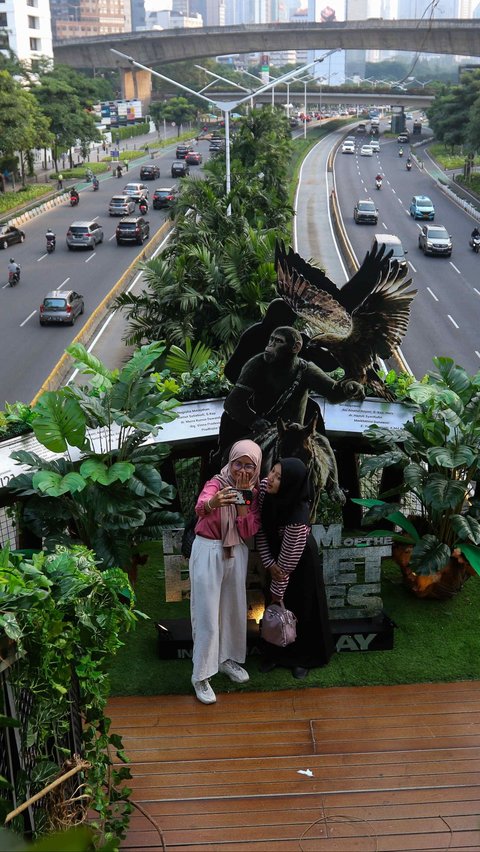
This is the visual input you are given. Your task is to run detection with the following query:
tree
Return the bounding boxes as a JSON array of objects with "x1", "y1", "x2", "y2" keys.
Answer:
[
  {"x1": 427, "y1": 71, "x2": 480, "y2": 152},
  {"x1": 150, "y1": 97, "x2": 198, "y2": 137},
  {"x1": 0, "y1": 70, "x2": 52, "y2": 189}
]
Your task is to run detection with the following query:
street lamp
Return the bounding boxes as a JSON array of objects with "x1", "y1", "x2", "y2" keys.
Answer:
[{"x1": 111, "y1": 48, "x2": 339, "y2": 212}]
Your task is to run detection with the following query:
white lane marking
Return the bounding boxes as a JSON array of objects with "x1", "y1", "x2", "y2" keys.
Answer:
[
  {"x1": 474, "y1": 288, "x2": 480, "y2": 296},
  {"x1": 391, "y1": 188, "x2": 396, "y2": 194},
  {"x1": 449, "y1": 261, "x2": 461, "y2": 274},
  {"x1": 37, "y1": 253, "x2": 47, "y2": 261},
  {"x1": 85, "y1": 252, "x2": 96, "y2": 263},
  {"x1": 426, "y1": 287, "x2": 438, "y2": 301},
  {"x1": 20, "y1": 310, "x2": 37, "y2": 327},
  {"x1": 397, "y1": 197, "x2": 403, "y2": 204},
  {"x1": 476, "y1": 351, "x2": 480, "y2": 359},
  {"x1": 408, "y1": 261, "x2": 417, "y2": 272},
  {"x1": 447, "y1": 315, "x2": 459, "y2": 328},
  {"x1": 109, "y1": 234, "x2": 116, "y2": 241},
  {"x1": 61, "y1": 278, "x2": 70, "y2": 287},
  {"x1": 2, "y1": 282, "x2": 11, "y2": 289}
]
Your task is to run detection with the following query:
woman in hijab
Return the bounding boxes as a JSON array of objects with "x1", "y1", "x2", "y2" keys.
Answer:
[
  {"x1": 257, "y1": 458, "x2": 334, "y2": 679},
  {"x1": 190, "y1": 440, "x2": 262, "y2": 704}
]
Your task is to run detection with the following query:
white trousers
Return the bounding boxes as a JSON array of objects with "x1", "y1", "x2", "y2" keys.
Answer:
[{"x1": 189, "y1": 536, "x2": 248, "y2": 683}]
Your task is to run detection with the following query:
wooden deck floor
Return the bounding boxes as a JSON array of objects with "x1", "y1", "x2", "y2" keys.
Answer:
[{"x1": 108, "y1": 680, "x2": 480, "y2": 851}]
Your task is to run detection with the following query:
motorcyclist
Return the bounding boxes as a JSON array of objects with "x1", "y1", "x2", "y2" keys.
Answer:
[
  {"x1": 406, "y1": 157, "x2": 412, "y2": 169},
  {"x1": 471, "y1": 227, "x2": 480, "y2": 240},
  {"x1": 70, "y1": 187, "x2": 79, "y2": 203},
  {"x1": 399, "y1": 147, "x2": 404, "y2": 157},
  {"x1": 85, "y1": 168, "x2": 94, "y2": 182},
  {"x1": 8, "y1": 258, "x2": 20, "y2": 283},
  {"x1": 375, "y1": 173, "x2": 383, "y2": 183},
  {"x1": 116, "y1": 164, "x2": 123, "y2": 178},
  {"x1": 46, "y1": 228, "x2": 56, "y2": 248},
  {"x1": 92, "y1": 176, "x2": 99, "y2": 190},
  {"x1": 138, "y1": 195, "x2": 149, "y2": 214}
]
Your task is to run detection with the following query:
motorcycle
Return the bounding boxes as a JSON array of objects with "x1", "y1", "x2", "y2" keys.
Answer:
[
  {"x1": 70, "y1": 194, "x2": 79, "y2": 207},
  {"x1": 375, "y1": 178, "x2": 383, "y2": 190},
  {"x1": 470, "y1": 235, "x2": 480, "y2": 253},
  {"x1": 398, "y1": 148, "x2": 404, "y2": 158},
  {"x1": 406, "y1": 160, "x2": 412, "y2": 171},
  {"x1": 85, "y1": 170, "x2": 94, "y2": 182},
  {"x1": 8, "y1": 269, "x2": 20, "y2": 287},
  {"x1": 46, "y1": 237, "x2": 56, "y2": 254},
  {"x1": 139, "y1": 201, "x2": 148, "y2": 215},
  {"x1": 92, "y1": 178, "x2": 99, "y2": 191}
]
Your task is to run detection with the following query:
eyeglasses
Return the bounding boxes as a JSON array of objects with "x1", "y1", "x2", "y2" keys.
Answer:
[{"x1": 231, "y1": 461, "x2": 255, "y2": 473}]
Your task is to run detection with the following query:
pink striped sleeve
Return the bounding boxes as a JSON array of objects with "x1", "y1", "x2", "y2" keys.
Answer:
[{"x1": 270, "y1": 524, "x2": 309, "y2": 600}]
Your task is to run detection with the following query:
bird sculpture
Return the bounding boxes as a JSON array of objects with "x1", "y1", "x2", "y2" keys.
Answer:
[{"x1": 274, "y1": 239, "x2": 417, "y2": 399}]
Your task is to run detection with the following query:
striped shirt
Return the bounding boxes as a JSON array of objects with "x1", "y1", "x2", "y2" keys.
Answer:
[{"x1": 257, "y1": 479, "x2": 309, "y2": 600}]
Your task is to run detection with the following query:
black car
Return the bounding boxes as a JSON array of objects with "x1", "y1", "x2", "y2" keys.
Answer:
[
  {"x1": 140, "y1": 164, "x2": 160, "y2": 180},
  {"x1": 116, "y1": 216, "x2": 150, "y2": 246},
  {"x1": 153, "y1": 187, "x2": 178, "y2": 209},
  {"x1": 175, "y1": 144, "x2": 192, "y2": 159},
  {"x1": 171, "y1": 161, "x2": 190, "y2": 178},
  {"x1": 0, "y1": 225, "x2": 25, "y2": 250}
]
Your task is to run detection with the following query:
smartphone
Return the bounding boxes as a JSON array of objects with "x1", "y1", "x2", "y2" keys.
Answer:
[{"x1": 229, "y1": 489, "x2": 253, "y2": 506}]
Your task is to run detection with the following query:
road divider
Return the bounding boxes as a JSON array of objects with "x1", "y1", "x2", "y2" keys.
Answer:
[{"x1": 30, "y1": 218, "x2": 174, "y2": 405}]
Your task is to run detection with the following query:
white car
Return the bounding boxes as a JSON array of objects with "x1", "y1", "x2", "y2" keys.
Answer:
[
  {"x1": 122, "y1": 182, "x2": 149, "y2": 202},
  {"x1": 369, "y1": 140, "x2": 380, "y2": 152},
  {"x1": 342, "y1": 141, "x2": 355, "y2": 154},
  {"x1": 360, "y1": 145, "x2": 373, "y2": 157}
]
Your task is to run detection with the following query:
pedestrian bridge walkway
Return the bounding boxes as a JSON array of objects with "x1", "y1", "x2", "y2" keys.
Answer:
[{"x1": 108, "y1": 680, "x2": 480, "y2": 850}]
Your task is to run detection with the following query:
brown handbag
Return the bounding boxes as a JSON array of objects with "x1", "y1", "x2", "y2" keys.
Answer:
[{"x1": 260, "y1": 602, "x2": 297, "y2": 647}]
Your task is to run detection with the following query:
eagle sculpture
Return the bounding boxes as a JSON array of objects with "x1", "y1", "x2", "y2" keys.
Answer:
[{"x1": 275, "y1": 239, "x2": 417, "y2": 399}]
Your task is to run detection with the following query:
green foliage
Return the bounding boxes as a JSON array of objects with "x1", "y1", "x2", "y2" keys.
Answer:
[
  {"x1": 0, "y1": 185, "x2": 54, "y2": 216},
  {"x1": 356, "y1": 358, "x2": 480, "y2": 575},
  {"x1": 427, "y1": 70, "x2": 480, "y2": 152},
  {"x1": 0, "y1": 402, "x2": 34, "y2": 439},
  {"x1": 7, "y1": 344, "x2": 181, "y2": 571},
  {"x1": 150, "y1": 98, "x2": 197, "y2": 136},
  {"x1": 0, "y1": 545, "x2": 141, "y2": 847}
]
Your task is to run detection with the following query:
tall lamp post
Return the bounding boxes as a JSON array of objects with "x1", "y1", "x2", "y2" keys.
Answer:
[{"x1": 111, "y1": 48, "x2": 339, "y2": 211}]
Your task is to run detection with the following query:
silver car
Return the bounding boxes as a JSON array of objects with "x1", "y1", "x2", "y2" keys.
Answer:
[
  {"x1": 66, "y1": 220, "x2": 104, "y2": 250},
  {"x1": 108, "y1": 195, "x2": 136, "y2": 216},
  {"x1": 39, "y1": 290, "x2": 84, "y2": 326}
]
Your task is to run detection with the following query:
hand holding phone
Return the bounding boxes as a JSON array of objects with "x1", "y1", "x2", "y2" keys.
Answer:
[{"x1": 229, "y1": 488, "x2": 253, "y2": 506}]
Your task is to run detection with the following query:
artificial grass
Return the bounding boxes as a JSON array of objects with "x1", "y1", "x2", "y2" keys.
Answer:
[{"x1": 107, "y1": 540, "x2": 480, "y2": 697}]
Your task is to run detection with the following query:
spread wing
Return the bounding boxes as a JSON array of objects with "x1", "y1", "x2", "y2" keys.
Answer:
[
  {"x1": 275, "y1": 239, "x2": 342, "y2": 300},
  {"x1": 276, "y1": 247, "x2": 352, "y2": 339}
]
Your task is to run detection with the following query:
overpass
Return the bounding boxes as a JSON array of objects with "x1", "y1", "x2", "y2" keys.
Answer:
[
  {"x1": 53, "y1": 19, "x2": 480, "y2": 70},
  {"x1": 174, "y1": 90, "x2": 434, "y2": 109}
]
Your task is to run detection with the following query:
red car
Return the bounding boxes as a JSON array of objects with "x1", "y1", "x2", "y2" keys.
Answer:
[{"x1": 185, "y1": 151, "x2": 203, "y2": 165}]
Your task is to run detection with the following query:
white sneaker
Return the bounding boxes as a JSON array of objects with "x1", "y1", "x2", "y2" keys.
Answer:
[
  {"x1": 192, "y1": 677, "x2": 216, "y2": 704},
  {"x1": 219, "y1": 659, "x2": 249, "y2": 683}
]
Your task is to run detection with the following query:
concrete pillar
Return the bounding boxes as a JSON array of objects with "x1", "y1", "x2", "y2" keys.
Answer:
[{"x1": 120, "y1": 67, "x2": 152, "y2": 109}]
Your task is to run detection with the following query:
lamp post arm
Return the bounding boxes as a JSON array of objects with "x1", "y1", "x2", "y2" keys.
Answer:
[{"x1": 194, "y1": 64, "x2": 251, "y2": 93}]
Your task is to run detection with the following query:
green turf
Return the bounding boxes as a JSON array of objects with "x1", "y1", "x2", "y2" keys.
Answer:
[{"x1": 107, "y1": 541, "x2": 480, "y2": 697}]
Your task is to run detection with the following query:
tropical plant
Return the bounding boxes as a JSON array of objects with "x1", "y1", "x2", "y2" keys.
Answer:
[
  {"x1": 7, "y1": 343, "x2": 180, "y2": 571},
  {"x1": 160, "y1": 338, "x2": 231, "y2": 401},
  {"x1": 354, "y1": 357, "x2": 480, "y2": 576},
  {"x1": 0, "y1": 544, "x2": 142, "y2": 847}
]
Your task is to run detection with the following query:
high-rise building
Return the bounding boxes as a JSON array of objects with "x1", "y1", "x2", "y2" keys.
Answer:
[
  {"x1": 0, "y1": 0, "x2": 53, "y2": 63},
  {"x1": 50, "y1": 0, "x2": 131, "y2": 39},
  {"x1": 308, "y1": 0, "x2": 346, "y2": 83},
  {"x1": 131, "y1": 0, "x2": 146, "y2": 30}
]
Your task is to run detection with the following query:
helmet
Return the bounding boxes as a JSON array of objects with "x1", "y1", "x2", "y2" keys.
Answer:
[{"x1": 9, "y1": 258, "x2": 15, "y2": 263}]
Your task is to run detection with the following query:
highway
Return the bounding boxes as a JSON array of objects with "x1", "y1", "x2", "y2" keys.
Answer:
[
  {"x1": 0, "y1": 139, "x2": 206, "y2": 406},
  {"x1": 333, "y1": 121, "x2": 480, "y2": 379}
]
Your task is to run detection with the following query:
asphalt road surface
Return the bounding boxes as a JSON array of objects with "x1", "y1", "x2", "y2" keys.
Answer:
[
  {"x1": 333, "y1": 120, "x2": 480, "y2": 379},
  {"x1": 0, "y1": 139, "x2": 207, "y2": 405}
]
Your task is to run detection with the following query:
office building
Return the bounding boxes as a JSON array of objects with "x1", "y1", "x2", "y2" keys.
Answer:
[
  {"x1": 50, "y1": 0, "x2": 131, "y2": 39},
  {"x1": 0, "y1": 0, "x2": 53, "y2": 63}
]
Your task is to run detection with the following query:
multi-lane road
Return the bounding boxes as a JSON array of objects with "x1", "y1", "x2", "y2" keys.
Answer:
[
  {"x1": 0, "y1": 139, "x2": 206, "y2": 406},
  {"x1": 333, "y1": 123, "x2": 480, "y2": 379}
]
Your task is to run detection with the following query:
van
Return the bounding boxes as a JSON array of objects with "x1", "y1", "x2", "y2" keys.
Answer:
[{"x1": 373, "y1": 233, "x2": 408, "y2": 271}]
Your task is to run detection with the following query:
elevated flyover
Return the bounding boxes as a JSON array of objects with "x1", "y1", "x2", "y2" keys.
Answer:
[{"x1": 53, "y1": 19, "x2": 480, "y2": 69}]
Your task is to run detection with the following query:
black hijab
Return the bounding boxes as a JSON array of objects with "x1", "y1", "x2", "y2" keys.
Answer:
[{"x1": 261, "y1": 458, "x2": 312, "y2": 558}]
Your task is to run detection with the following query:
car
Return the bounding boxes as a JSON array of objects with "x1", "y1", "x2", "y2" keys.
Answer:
[
  {"x1": 405, "y1": 113, "x2": 414, "y2": 121},
  {"x1": 409, "y1": 195, "x2": 435, "y2": 220},
  {"x1": 397, "y1": 132, "x2": 410, "y2": 143},
  {"x1": 152, "y1": 186, "x2": 178, "y2": 209},
  {"x1": 373, "y1": 233, "x2": 408, "y2": 271},
  {"x1": 108, "y1": 195, "x2": 136, "y2": 216},
  {"x1": 175, "y1": 144, "x2": 192, "y2": 159},
  {"x1": 342, "y1": 140, "x2": 355, "y2": 154},
  {"x1": 185, "y1": 151, "x2": 203, "y2": 165},
  {"x1": 0, "y1": 224, "x2": 25, "y2": 250},
  {"x1": 66, "y1": 220, "x2": 104, "y2": 250},
  {"x1": 39, "y1": 290, "x2": 84, "y2": 326},
  {"x1": 360, "y1": 145, "x2": 373, "y2": 156},
  {"x1": 209, "y1": 141, "x2": 222, "y2": 152},
  {"x1": 171, "y1": 160, "x2": 190, "y2": 178},
  {"x1": 140, "y1": 164, "x2": 160, "y2": 180},
  {"x1": 354, "y1": 199, "x2": 378, "y2": 224},
  {"x1": 418, "y1": 224, "x2": 452, "y2": 256},
  {"x1": 116, "y1": 216, "x2": 150, "y2": 246},
  {"x1": 369, "y1": 139, "x2": 380, "y2": 152},
  {"x1": 122, "y1": 182, "x2": 149, "y2": 202}
]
